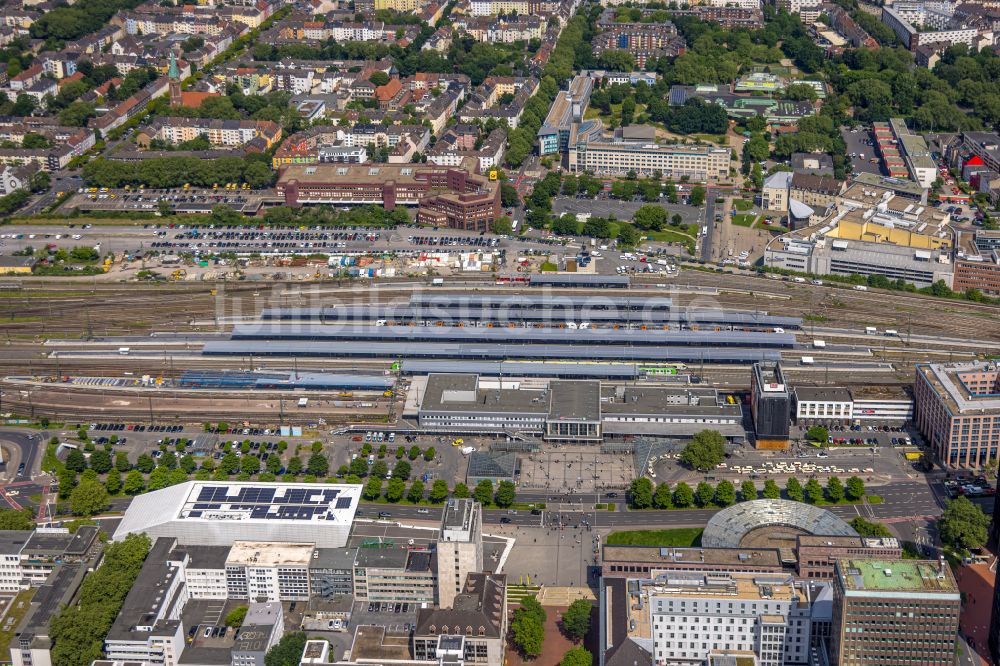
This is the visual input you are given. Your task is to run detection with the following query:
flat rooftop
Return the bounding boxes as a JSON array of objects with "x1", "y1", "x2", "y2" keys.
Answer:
[
  {"x1": 548, "y1": 380, "x2": 601, "y2": 422},
  {"x1": 226, "y1": 541, "x2": 315, "y2": 567},
  {"x1": 642, "y1": 572, "x2": 798, "y2": 602},
  {"x1": 838, "y1": 559, "x2": 959, "y2": 595},
  {"x1": 602, "y1": 545, "x2": 783, "y2": 568},
  {"x1": 849, "y1": 384, "x2": 911, "y2": 402},
  {"x1": 793, "y1": 386, "x2": 852, "y2": 403},
  {"x1": 917, "y1": 362, "x2": 1000, "y2": 414}
]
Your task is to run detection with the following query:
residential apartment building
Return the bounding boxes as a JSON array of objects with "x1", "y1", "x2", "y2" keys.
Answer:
[
  {"x1": 591, "y1": 21, "x2": 686, "y2": 68},
  {"x1": 830, "y1": 559, "x2": 960, "y2": 666},
  {"x1": 568, "y1": 123, "x2": 730, "y2": 179},
  {"x1": 914, "y1": 361, "x2": 1000, "y2": 468},
  {"x1": 436, "y1": 499, "x2": 484, "y2": 609},
  {"x1": 762, "y1": 171, "x2": 793, "y2": 212},
  {"x1": 136, "y1": 117, "x2": 282, "y2": 149}
]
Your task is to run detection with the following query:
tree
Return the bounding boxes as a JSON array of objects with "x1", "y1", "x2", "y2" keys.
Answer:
[
  {"x1": 147, "y1": 466, "x2": 172, "y2": 491},
  {"x1": 562, "y1": 600, "x2": 592, "y2": 641},
  {"x1": 179, "y1": 454, "x2": 197, "y2": 474},
  {"x1": 714, "y1": 479, "x2": 736, "y2": 507},
  {"x1": 560, "y1": 647, "x2": 593, "y2": 666},
  {"x1": 761, "y1": 479, "x2": 780, "y2": 499},
  {"x1": 371, "y1": 460, "x2": 389, "y2": 479},
  {"x1": 349, "y1": 457, "x2": 368, "y2": 477},
  {"x1": 805, "y1": 425, "x2": 829, "y2": 444},
  {"x1": 105, "y1": 467, "x2": 122, "y2": 495},
  {"x1": 219, "y1": 451, "x2": 240, "y2": 475},
  {"x1": 286, "y1": 456, "x2": 303, "y2": 476},
  {"x1": 115, "y1": 452, "x2": 131, "y2": 472},
  {"x1": 849, "y1": 516, "x2": 893, "y2": 538},
  {"x1": 740, "y1": 480, "x2": 757, "y2": 502},
  {"x1": 846, "y1": 476, "x2": 865, "y2": 501},
  {"x1": 826, "y1": 476, "x2": 844, "y2": 503},
  {"x1": 938, "y1": 496, "x2": 990, "y2": 552},
  {"x1": 453, "y1": 483, "x2": 470, "y2": 498},
  {"x1": 785, "y1": 477, "x2": 803, "y2": 502},
  {"x1": 123, "y1": 470, "x2": 145, "y2": 495},
  {"x1": 408, "y1": 445, "x2": 421, "y2": 461},
  {"x1": 689, "y1": 185, "x2": 706, "y2": 206},
  {"x1": 363, "y1": 477, "x2": 383, "y2": 500},
  {"x1": 265, "y1": 631, "x2": 308, "y2": 666},
  {"x1": 225, "y1": 606, "x2": 248, "y2": 628},
  {"x1": 653, "y1": 482, "x2": 672, "y2": 509},
  {"x1": 89, "y1": 450, "x2": 112, "y2": 474},
  {"x1": 0, "y1": 508, "x2": 35, "y2": 530},
  {"x1": 473, "y1": 480, "x2": 494, "y2": 505},
  {"x1": 58, "y1": 468, "x2": 77, "y2": 500},
  {"x1": 805, "y1": 479, "x2": 824, "y2": 504},
  {"x1": 511, "y1": 598, "x2": 546, "y2": 658},
  {"x1": 369, "y1": 71, "x2": 390, "y2": 87},
  {"x1": 633, "y1": 205, "x2": 667, "y2": 231},
  {"x1": 678, "y1": 431, "x2": 727, "y2": 471},
  {"x1": 629, "y1": 477, "x2": 654, "y2": 509},
  {"x1": 241, "y1": 455, "x2": 260, "y2": 475},
  {"x1": 307, "y1": 453, "x2": 329, "y2": 476},
  {"x1": 429, "y1": 479, "x2": 449, "y2": 503},
  {"x1": 407, "y1": 480, "x2": 425, "y2": 503},
  {"x1": 385, "y1": 478, "x2": 406, "y2": 502},
  {"x1": 672, "y1": 482, "x2": 694, "y2": 508},
  {"x1": 695, "y1": 481, "x2": 715, "y2": 507},
  {"x1": 494, "y1": 480, "x2": 516, "y2": 508},
  {"x1": 393, "y1": 460, "x2": 411, "y2": 481},
  {"x1": 65, "y1": 448, "x2": 87, "y2": 472},
  {"x1": 423, "y1": 447, "x2": 436, "y2": 462},
  {"x1": 490, "y1": 217, "x2": 513, "y2": 235},
  {"x1": 69, "y1": 478, "x2": 109, "y2": 516}
]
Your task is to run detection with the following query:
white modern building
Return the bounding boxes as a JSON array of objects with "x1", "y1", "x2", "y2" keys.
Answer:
[
  {"x1": 793, "y1": 385, "x2": 914, "y2": 426},
  {"x1": 112, "y1": 482, "x2": 362, "y2": 548},
  {"x1": 436, "y1": 499, "x2": 484, "y2": 609},
  {"x1": 225, "y1": 541, "x2": 313, "y2": 602},
  {"x1": 642, "y1": 572, "x2": 824, "y2": 666}
]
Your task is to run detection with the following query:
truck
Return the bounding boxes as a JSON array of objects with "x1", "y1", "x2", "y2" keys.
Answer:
[
  {"x1": 865, "y1": 326, "x2": 877, "y2": 335},
  {"x1": 884, "y1": 329, "x2": 898, "y2": 336},
  {"x1": 431, "y1": 278, "x2": 444, "y2": 286},
  {"x1": 812, "y1": 340, "x2": 826, "y2": 348},
  {"x1": 118, "y1": 347, "x2": 130, "y2": 355},
  {"x1": 800, "y1": 356, "x2": 815, "y2": 365},
  {"x1": 297, "y1": 397, "x2": 309, "y2": 408}
]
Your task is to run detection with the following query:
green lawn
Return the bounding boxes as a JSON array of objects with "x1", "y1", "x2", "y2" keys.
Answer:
[
  {"x1": 605, "y1": 527, "x2": 703, "y2": 547},
  {"x1": 732, "y1": 214, "x2": 758, "y2": 227},
  {"x1": 733, "y1": 199, "x2": 754, "y2": 212}
]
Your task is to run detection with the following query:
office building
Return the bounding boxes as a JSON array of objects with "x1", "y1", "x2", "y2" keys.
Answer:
[
  {"x1": 10, "y1": 562, "x2": 91, "y2": 666},
  {"x1": 0, "y1": 532, "x2": 31, "y2": 592},
  {"x1": 795, "y1": 536, "x2": 901, "y2": 580},
  {"x1": 231, "y1": 602, "x2": 284, "y2": 666},
  {"x1": 113, "y1": 482, "x2": 362, "y2": 548},
  {"x1": 631, "y1": 572, "x2": 822, "y2": 666},
  {"x1": 568, "y1": 123, "x2": 730, "y2": 179},
  {"x1": 413, "y1": 573, "x2": 507, "y2": 666},
  {"x1": 103, "y1": 538, "x2": 186, "y2": 666},
  {"x1": 914, "y1": 361, "x2": 1000, "y2": 468},
  {"x1": 0, "y1": 527, "x2": 100, "y2": 592},
  {"x1": 538, "y1": 74, "x2": 593, "y2": 155},
  {"x1": 751, "y1": 361, "x2": 790, "y2": 449},
  {"x1": 601, "y1": 545, "x2": 787, "y2": 578},
  {"x1": 437, "y1": 499, "x2": 484, "y2": 609},
  {"x1": 308, "y1": 547, "x2": 357, "y2": 599},
  {"x1": 275, "y1": 160, "x2": 501, "y2": 231},
  {"x1": 830, "y1": 559, "x2": 960, "y2": 666},
  {"x1": 224, "y1": 541, "x2": 313, "y2": 601},
  {"x1": 889, "y1": 118, "x2": 937, "y2": 188},
  {"x1": 353, "y1": 547, "x2": 438, "y2": 604}
]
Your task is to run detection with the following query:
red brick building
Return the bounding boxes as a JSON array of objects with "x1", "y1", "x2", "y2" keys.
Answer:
[{"x1": 276, "y1": 159, "x2": 500, "y2": 231}]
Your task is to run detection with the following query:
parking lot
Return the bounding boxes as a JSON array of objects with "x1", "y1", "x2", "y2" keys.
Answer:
[{"x1": 841, "y1": 127, "x2": 882, "y2": 177}]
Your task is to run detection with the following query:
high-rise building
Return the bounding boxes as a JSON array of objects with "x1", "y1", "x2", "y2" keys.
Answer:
[
  {"x1": 436, "y1": 499, "x2": 484, "y2": 609},
  {"x1": 830, "y1": 558, "x2": 960, "y2": 666},
  {"x1": 914, "y1": 361, "x2": 1000, "y2": 468},
  {"x1": 751, "y1": 361, "x2": 791, "y2": 449}
]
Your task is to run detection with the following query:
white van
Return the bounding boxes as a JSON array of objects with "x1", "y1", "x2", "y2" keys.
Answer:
[
  {"x1": 813, "y1": 340, "x2": 826, "y2": 348},
  {"x1": 854, "y1": 285, "x2": 868, "y2": 291},
  {"x1": 865, "y1": 326, "x2": 877, "y2": 335},
  {"x1": 793, "y1": 277, "x2": 806, "y2": 283}
]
